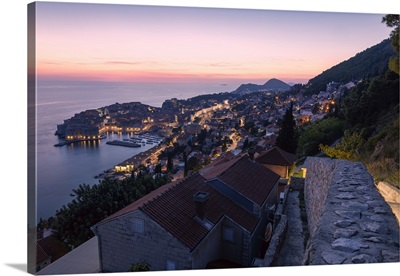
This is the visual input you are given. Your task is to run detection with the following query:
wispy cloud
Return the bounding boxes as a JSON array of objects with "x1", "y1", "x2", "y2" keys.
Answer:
[
  {"x1": 103, "y1": 61, "x2": 142, "y2": 65},
  {"x1": 39, "y1": 61, "x2": 63, "y2": 65}
]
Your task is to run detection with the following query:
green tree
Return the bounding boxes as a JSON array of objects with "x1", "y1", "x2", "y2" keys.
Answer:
[
  {"x1": 154, "y1": 163, "x2": 162, "y2": 174},
  {"x1": 183, "y1": 151, "x2": 188, "y2": 177},
  {"x1": 197, "y1": 129, "x2": 207, "y2": 144},
  {"x1": 242, "y1": 138, "x2": 249, "y2": 150},
  {"x1": 321, "y1": 118, "x2": 399, "y2": 188},
  {"x1": 52, "y1": 175, "x2": 170, "y2": 247},
  {"x1": 342, "y1": 75, "x2": 399, "y2": 128},
  {"x1": 382, "y1": 14, "x2": 399, "y2": 74},
  {"x1": 276, "y1": 102, "x2": 298, "y2": 154},
  {"x1": 319, "y1": 129, "x2": 366, "y2": 161},
  {"x1": 167, "y1": 152, "x2": 173, "y2": 171},
  {"x1": 187, "y1": 156, "x2": 199, "y2": 171},
  {"x1": 297, "y1": 117, "x2": 344, "y2": 157}
]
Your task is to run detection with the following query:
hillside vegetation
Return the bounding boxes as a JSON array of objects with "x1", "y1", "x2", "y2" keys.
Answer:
[
  {"x1": 304, "y1": 39, "x2": 395, "y2": 95},
  {"x1": 320, "y1": 71, "x2": 399, "y2": 188},
  {"x1": 298, "y1": 15, "x2": 399, "y2": 188}
]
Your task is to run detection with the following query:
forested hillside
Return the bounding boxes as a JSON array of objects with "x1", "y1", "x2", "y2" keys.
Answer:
[
  {"x1": 304, "y1": 39, "x2": 395, "y2": 95},
  {"x1": 320, "y1": 71, "x2": 399, "y2": 188}
]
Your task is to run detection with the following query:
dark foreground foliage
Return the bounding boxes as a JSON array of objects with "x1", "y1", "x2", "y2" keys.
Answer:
[{"x1": 51, "y1": 174, "x2": 170, "y2": 247}]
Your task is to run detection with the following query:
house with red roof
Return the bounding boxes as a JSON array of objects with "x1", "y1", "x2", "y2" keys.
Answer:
[
  {"x1": 91, "y1": 154, "x2": 280, "y2": 272},
  {"x1": 36, "y1": 244, "x2": 51, "y2": 272},
  {"x1": 255, "y1": 146, "x2": 296, "y2": 178},
  {"x1": 36, "y1": 234, "x2": 70, "y2": 272}
]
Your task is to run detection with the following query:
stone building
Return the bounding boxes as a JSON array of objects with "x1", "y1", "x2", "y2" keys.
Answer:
[
  {"x1": 91, "y1": 155, "x2": 280, "y2": 272},
  {"x1": 255, "y1": 146, "x2": 296, "y2": 178}
]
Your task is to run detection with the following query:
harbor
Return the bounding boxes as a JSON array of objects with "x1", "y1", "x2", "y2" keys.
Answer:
[
  {"x1": 92, "y1": 133, "x2": 167, "y2": 180},
  {"x1": 106, "y1": 133, "x2": 163, "y2": 148}
]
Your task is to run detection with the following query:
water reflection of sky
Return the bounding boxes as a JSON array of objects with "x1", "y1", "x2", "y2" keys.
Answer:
[{"x1": 34, "y1": 81, "x2": 238, "y2": 221}]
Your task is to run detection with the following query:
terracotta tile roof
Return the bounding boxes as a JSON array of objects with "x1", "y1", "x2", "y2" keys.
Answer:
[
  {"x1": 94, "y1": 155, "x2": 278, "y2": 252},
  {"x1": 199, "y1": 153, "x2": 243, "y2": 180},
  {"x1": 98, "y1": 180, "x2": 178, "y2": 224},
  {"x1": 140, "y1": 173, "x2": 259, "y2": 251},
  {"x1": 254, "y1": 145, "x2": 265, "y2": 154},
  {"x1": 210, "y1": 151, "x2": 237, "y2": 166},
  {"x1": 255, "y1": 146, "x2": 296, "y2": 166},
  {"x1": 37, "y1": 235, "x2": 70, "y2": 263},
  {"x1": 36, "y1": 244, "x2": 50, "y2": 264},
  {"x1": 217, "y1": 156, "x2": 280, "y2": 206}
]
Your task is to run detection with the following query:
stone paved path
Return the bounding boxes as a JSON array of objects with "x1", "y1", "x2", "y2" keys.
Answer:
[
  {"x1": 276, "y1": 190, "x2": 305, "y2": 266},
  {"x1": 307, "y1": 160, "x2": 400, "y2": 265}
]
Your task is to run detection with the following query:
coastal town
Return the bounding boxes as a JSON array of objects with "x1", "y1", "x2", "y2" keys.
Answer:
[
  {"x1": 53, "y1": 79, "x2": 352, "y2": 182},
  {"x1": 24, "y1": 3, "x2": 400, "y2": 275},
  {"x1": 35, "y1": 77, "x2": 400, "y2": 274}
]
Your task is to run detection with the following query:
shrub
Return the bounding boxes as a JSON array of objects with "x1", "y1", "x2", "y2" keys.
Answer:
[{"x1": 129, "y1": 261, "x2": 151, "y2": 272}]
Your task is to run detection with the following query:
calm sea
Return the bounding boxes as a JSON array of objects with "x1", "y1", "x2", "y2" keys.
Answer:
[{"x1": 35, "y1": 80, "x2": 238, "y2": 222}]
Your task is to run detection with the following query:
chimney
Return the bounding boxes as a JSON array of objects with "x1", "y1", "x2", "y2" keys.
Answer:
[
  {"x1": 193, "y1": 191, "x2": 209, "y2": 220},
  {"x1": 248, "y1": 147, "x2": 255, "y2": 160}
]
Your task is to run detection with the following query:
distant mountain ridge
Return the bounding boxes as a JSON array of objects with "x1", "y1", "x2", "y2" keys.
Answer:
[{"x1": 232, "y1": 78, "x2": 291, "y2": 94}]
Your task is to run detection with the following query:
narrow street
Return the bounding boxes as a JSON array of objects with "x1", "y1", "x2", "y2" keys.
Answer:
[{"x1": 275, "y1": 190, "x2": 306, "y2": 266}]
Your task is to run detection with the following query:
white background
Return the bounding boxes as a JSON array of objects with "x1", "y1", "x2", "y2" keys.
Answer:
[{"x1": 1, "y1": 1, "x2": 399, "y2": 276}]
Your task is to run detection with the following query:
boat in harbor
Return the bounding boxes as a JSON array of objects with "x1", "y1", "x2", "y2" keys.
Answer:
[
  {"x1": 130, "y1": 137, "x2": 143, "y2": 143},
  {"x1": 106, "y1": 140, "x2": 141, "y2": 148}
]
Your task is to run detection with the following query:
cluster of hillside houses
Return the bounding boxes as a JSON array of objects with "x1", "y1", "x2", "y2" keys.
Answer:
[
  {"x1": 40, "y1": 79, "x2": 359, "y2": 272},
  {"x1": 90, "y1": 146, "x2": 295, "y2": 272}
]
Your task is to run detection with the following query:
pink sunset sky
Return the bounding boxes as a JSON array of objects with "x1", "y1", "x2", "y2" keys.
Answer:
[{"x1": 34, "y1": 2, "x2": 393, "y2": 85}]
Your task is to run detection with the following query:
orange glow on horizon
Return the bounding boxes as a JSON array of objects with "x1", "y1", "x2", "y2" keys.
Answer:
[
  {"x1": 37, "y1": 58, "x2": 321, "y2": 84},
  {"x1": 34, "y1": 3, "x2": 391, "y2": 85},
  {"x1": 37, "y1": 70, "x2": 314, "y2": 84}
]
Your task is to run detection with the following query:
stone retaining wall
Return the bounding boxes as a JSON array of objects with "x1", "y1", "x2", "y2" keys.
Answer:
[
  {"x1": 303, "y1": 158, "x2": 400, "y2": 265},
  {"x1": 274, "y1": 185, "x2": 290, "y2": 227},
  {"x1": 303, "y1": 157, "x2": 336, "y2": 239}
]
